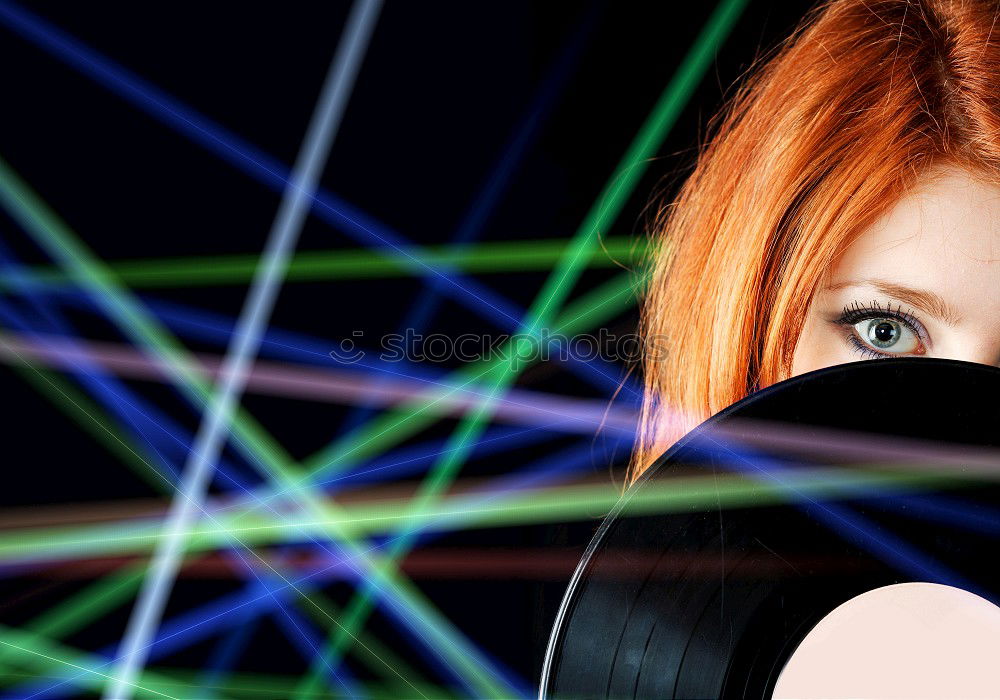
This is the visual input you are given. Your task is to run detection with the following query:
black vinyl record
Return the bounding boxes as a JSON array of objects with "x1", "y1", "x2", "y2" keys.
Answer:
[{"x1": 541, "y1": 359, "x2": 1000, "y2": 699}]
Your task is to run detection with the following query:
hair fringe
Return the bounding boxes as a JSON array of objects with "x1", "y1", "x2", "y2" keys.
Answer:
[{"x1": 630, "y1": 0, "x2": 1000, "y2": 485}]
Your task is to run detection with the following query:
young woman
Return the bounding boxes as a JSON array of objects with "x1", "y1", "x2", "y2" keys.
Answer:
[{"x1": 632, "y1": 0, "x2": 1000, "y2": 483}]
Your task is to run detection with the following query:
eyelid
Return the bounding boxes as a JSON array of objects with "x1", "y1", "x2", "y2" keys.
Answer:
[
  {"x1": 835, "y1": 300, "x2": 931, "y2": 343},
  {"x1": 832, "y1": 299, "x2": 932, "y2": 357}
]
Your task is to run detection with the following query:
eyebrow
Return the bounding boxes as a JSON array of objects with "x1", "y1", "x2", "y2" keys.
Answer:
[{"x1": 825, "y1": 278, "x2": 964, "y2": 326}]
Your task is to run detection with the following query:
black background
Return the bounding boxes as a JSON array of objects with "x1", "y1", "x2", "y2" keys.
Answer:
[{"x1": 0, "y1": 2, "x2": 816, "y2": 697}]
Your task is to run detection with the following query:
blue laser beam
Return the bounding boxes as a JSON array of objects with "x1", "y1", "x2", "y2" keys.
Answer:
[
  {"x1": 0, "y1": 303, "x2": 364, "y2": 697},
  {"x1": 0, "y1": 239, "x2": 370, "y2": 696},
  {"x1": 50, "y1": 286, "x2": 644, "y2": 419},
  {"x1": 0, "y1": 2, "x2": 632, "y2": 692},
  {"x1": 119, "y1": 402, "x2": 363, "y2": 698},
  {"x1": 0, "y1": 258, "x2": 574, "y2": 696},
  {"x1": 685, "y1": 430, "x2": 986, "y2": 597},
  {"x1": 865, "y1": 493, "x2": 1000, "y2": 538},
  {"x1": 340, "y1": 2, "x2": 600, "y2": 436},
  {"x1": 103, "y1": 2, "x2": 383, "y2": 696},
  {"x1": 11, "y1": 285, "x2": 636, "y2": 495},
  {"x1": 0, "y1": 250, "x2": 261, "y2": 492},
  {"x1": 0, "y1": 0, "x2": 639, "y2": 402},
  {"x1": 196, "y1": 614, "x2": 258, "y2": 699},
  {"x1": 9, "y1": 441, "x2": 581, "y2": 699},
  {"x1": 0, "y1": 246, "x2": 352, "y2": 689},
  {"x1": 3, "y1": 208, "x2": 530, "y2": 698}
]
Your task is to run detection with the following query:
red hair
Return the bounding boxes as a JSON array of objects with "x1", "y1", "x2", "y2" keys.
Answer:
[{"x1": 632, "y1": 0, "x2": 1000, "y2": 482}]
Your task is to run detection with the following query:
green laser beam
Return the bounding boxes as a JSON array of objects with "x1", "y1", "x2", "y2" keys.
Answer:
[
  {"x1": 1, "y1": 204, "x2": 648, "y2": 697},
  {"x1": 0, "y1": 566, "x2": 146, "y2": 669},
  {"x1": 0, "y1": 343, "x2": 471, "y2": 699},
  {"x1": 0, "y1": 152, "x2": 648, "y2": 696},
  {"x1": 0, "y1": 561, "x2": 429, "y2": 693},
  {"x1": 1, "y1": 236, "x2": 645, "y2": 288},
  {"x1": 0, "y1": 668, "x2": 296, "y2": 699},
  {"x1": 0, "y1": 159, "x2": 514, "y2": 699},
  {"x1": 0, "y1": 625, "x2": 192, "y2": 700},
  {"x1": 1, "y1": 21, "x2": 663, "y2": 689},
  {"x1": 228, "y1": 40, "x2": 661, "y2": 523},
  {"x1": 178, "y1": 264, "x2": 646, "y2": 521},
  {"x1": 0, "y1": 666, "x2": 372, "y2": 700},
  {"x1": 138, "y1": 668, "x2": 458, "y2": 700},
  {"x1": 0, "y1": 1, "x2": 736, "y2": 696},
  {"x1": 294, "y1": 0, "x2": 750, "y2": 690},
  {"x1": 0, "y1": 467, "x2": 960, "y2": 565},
  {"x1": 0, "y1": 355, "x2": 429, "y2": 690}
]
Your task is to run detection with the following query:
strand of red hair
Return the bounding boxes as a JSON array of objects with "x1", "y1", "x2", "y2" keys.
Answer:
[{"x1": 632, "y1": 0, "x2": 1000, "y2": 484}]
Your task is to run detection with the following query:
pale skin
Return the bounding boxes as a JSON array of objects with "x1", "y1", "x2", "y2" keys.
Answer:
[{"x1": 789, "y1": 164, "x2": 1000, "y2": 377}]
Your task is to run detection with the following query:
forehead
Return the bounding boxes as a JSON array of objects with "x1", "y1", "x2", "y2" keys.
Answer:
[{"x1": 830, "y1": 165, "x2": 1000, "y2": 307}]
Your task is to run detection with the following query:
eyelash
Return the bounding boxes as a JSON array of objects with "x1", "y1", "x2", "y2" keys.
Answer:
[{"x1": 834, "y1": 299, "x2": 929, "y2": 360}]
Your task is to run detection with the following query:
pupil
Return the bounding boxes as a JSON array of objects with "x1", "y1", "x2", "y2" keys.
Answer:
[{"x1": 873, "y1": 321, "x2": 896, "y2": 343}]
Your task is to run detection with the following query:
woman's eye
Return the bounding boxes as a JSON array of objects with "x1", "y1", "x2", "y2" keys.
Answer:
[{"x1": 852, "y1": 318, "x2": 920, "y2": 354}]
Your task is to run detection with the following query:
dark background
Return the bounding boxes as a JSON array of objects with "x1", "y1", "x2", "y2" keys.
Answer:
[{"x1": 0, "y1": 2, "x2": 815, "y2": 697}]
